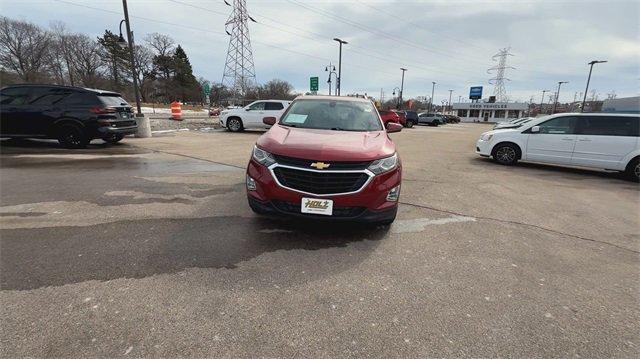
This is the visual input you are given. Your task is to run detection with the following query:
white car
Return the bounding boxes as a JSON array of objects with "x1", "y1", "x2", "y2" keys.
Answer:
[
  {"x1": 476, "y1": 113, "x2": 640, "y2": 181},
  {"x1": 219, "y1": 100, "x2": 291, "y2": 132}
]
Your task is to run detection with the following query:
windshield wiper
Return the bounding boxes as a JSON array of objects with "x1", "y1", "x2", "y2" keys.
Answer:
[{"x1": 281, "y1": 123, "x2": 297, "y2": 127}]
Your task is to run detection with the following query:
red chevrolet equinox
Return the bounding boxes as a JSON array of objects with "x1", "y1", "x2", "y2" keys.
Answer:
[{"x1": 246, "y1": 96, "x2": 402, "y2": 224}]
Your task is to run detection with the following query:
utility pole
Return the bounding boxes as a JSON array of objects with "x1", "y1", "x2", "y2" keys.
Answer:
[
  {"x1": 581, "y1": 60, "x2": 607, "y2": 112},
  {"x1": 333, "y1": 38, "x2": 347, "y2": 96},
  {"x1": 222, "y1": 0, "x2": 257, "y2": 103},
  {"x1": 429, "y1": 81, "x2": 436, "y2": 113},
  {"x1": 121, "y1": 0, "x2": 142, "y2": 115},
  {"x1": 487, "y1": 47, "x2": 515, "y2": 102},
  {"x1": 399, "y1": 67, "x2": 407, "y2": 109},
  {"x1": 448, "y1": 89, "x2": 453, "y2": 115},
  {"x1": 540, "y1": 90, "x2": 549, "y2": 115},
  {"x1": 552, "y1": 81, "x2": 568, "y2": 114}
]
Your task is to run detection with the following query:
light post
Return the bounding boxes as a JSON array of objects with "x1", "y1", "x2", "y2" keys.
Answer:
[
  {"x1": 325, "y1": 63, "x2": 336, "y2": 96},
  {"x1": 399, "y1": 68, "x2": 407, "y2": 109},
  {"x1": 552, "y1": 81, "x2": 568, "y2": 114},
  {"x1": 333, "y1": 38, "x2": 347, "y2": 96},
  {"x1": 118, "y1": 0, "x2": 142, "y2": 116},
  {"x1": 539, "y1": 89, "x2": 549, "y2": 115},
  {"x1": 441, "y1": 100, "x2": 447, "y2": 114},
  {"x1": 581, "y1": 60, "x2": 607, "y2": 112},
  {"x1": 392, "y1": 87, "x2": 400, "y2": 108},
  {"x1": 448, "y1": 89, "x2": 453, "y2": 115},
  {"x1": 429, "y1": 81, "x2": 436, "y2": 113}
]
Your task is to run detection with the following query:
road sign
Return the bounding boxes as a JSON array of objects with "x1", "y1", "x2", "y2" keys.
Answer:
[
  {"x1": 203, "y1": 83, "x2": 211, "y2": 96},
  {"x1": 310, "y1": 77, "x2": 319, "y2": 92},
  {"x1": 469, "y1": 86, "x2": 483, "y2": 100}
]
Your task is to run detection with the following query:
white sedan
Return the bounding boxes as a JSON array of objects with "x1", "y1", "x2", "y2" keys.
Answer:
[{"x1": 476, "y1": 113, "x2": 640, "y2": 181}]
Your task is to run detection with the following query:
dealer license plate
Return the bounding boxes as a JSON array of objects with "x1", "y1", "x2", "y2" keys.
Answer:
[{"x1": 301, "y1": 197, "x2": 333, "y2": 216}]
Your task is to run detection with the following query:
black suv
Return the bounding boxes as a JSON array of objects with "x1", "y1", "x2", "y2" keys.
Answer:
[
  {"x1": 0, "y1": 84, "x2": 137, "y2": 148},
  {"x1": 404, "y1": 110, "x2": 418, "y2": 128}
]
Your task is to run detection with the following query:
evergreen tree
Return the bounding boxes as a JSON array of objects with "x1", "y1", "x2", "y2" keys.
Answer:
[{"x1": 97, "y1": 30, "x2": 129, "y2": 90}]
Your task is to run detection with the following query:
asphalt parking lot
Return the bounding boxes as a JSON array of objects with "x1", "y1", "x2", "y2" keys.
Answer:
[{"x1": 1, "y1": 123, "x2": 638, "y2": 357}]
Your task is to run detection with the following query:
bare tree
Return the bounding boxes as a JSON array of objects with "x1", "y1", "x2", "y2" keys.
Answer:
[
  {"x1": 133, "y1": 44, "x2": 154, "y2": 102},
  {"x1": 49, "y1": 21, "x2": 78, "y2": 86},
  {"x1": 0, "y1": 17, "x2": 52, "y2": 82},
  {"x1": 145, "y1": 32, "x2": 175, "y2": 56},
  {"x1": 69, "y1": 34, "x2": 105, "y2": 88}
]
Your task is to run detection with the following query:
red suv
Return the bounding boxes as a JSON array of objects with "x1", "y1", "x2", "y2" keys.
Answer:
[
  {"x1": 378, "y1": 109, "x2": 406, "y2": 127},
  {"x1": 246, "y1": 96, "x2": 402, "y2": 224}
]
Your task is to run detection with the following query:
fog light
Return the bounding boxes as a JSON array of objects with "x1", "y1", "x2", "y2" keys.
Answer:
[
  {"x1": 386, "y1": 185, "x2": 400, "y2": 201},
  {"x1": 246, "y1": 175, "x2": 257, "y2": 191}
]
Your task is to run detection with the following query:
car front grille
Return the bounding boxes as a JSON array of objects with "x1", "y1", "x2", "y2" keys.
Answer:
[
  {"x1": 272, "y1": 201, "x2": 365, "y2": 218},
  {"x1": 272, "y1": 167, "x2": 370, "y2": 195},
  {"x1": 272, "y1": 154, "x2": 371, "y2": 170}
]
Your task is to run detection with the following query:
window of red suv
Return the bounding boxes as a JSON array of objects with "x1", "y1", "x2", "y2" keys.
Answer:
[{"x1": 280, "y1": 99, "x2": 382, "y2": 131}]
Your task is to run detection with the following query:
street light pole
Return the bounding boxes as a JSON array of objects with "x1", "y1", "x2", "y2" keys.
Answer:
[
  {"x1": 333, "y1": 38, "x2": 347, "y2": 96},
  {"x1": 325, "y1": 63, "x2": 336, "y2": 96},
  {"x1": 581, "y1": 60, "x2": 607, "y2": 112},
  {"x1": 448, "y1": 89, "x2": 453, "y2": 115},
  {"x1": 552, "y1": 81, "x2": 568, "y2": 114},
  {"x1": 540, "y1": 89, "x2": 549, "y2": 115},
  {"x1": 121, "y1": 0, "x2": 142, "y2": 116},
  {"x1": 399, "y1": 68, "x2": 407, "y2": 109},
  {"x1": 429, "y1": 81, "x2": 436, "y2": 113}
]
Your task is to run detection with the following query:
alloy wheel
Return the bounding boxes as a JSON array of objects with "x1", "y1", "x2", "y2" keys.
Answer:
[{"x1": 496, "y1": 146, "x2": 516, "y2": 164}]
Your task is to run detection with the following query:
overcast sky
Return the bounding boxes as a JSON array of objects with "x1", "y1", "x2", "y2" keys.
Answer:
[{"x1": 4, "y1": 0, "x2": 639, "y2": 103}]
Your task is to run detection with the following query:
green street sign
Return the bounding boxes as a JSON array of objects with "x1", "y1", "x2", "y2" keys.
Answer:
[
  {"x1": 310, "y1": 76, "x2": 319, "y2": 92},
  {"x1": 203, "y1": 83, "x2": 211, "y2": 95}
]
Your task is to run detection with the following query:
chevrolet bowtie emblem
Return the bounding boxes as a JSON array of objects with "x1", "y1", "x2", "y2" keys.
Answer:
[{"x1": 310, "y1": 162, "x2": 330, "y2": 170}]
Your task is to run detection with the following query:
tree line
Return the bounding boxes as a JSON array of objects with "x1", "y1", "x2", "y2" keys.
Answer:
[{"x1": 0, "y1": 16, "x2": 296, "y2": 106}]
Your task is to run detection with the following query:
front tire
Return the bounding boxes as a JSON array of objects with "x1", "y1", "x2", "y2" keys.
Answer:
[
  {"x1": 492, "y1": 143, "x2": 519, "y2": 166},
  {"x1": 57, "y1": 123, "x2": 89, "y2": 149},
  {"x1": 227, "y1": 117, "x2": 244, "y2": 132},
  {"x1": 405, "y1": 120, "x2": 414, "y2": 128},
  {"x1": 102, "y1": 133, "x2": 125, "y2": 144}
]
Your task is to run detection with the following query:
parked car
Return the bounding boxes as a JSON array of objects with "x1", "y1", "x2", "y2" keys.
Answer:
[
  {"x1": 493, "y1": 117, "x2": 533, "y2": 129},
  {"x1": 208, "y1": 107, "x2": 221, "y2": 116},
  {"x1": 0, "y1": 84, "x2": 137, "y2": 148},
  {"x1": 246, "y1": 95, "x2": 403, "y2": 224},
  {"x1": 417, "y1": 113, "x2": 444, "y2": 126},
  {"x1": 402, "y1": 110, "x2": 418, "y2": 128},
  {"x1": 219, "y1": 100, "x2": 291, "y2": 132},
  {"x1": 392, "y1": 110, "x2": 408, "y2": 127},
  {"x1": 476, "y1": 113, "x2": 640, "y2": 181},
  {"x1": 443, "y1": 114, "x2": 461, "y2": 123},
  {"x1": 378, "y1": 109, "x2": 405, "y2": 127}
]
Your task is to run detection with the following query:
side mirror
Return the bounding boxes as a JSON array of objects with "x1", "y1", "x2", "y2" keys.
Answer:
[
  {"x1": 530, "y1": 125, "x2": 540, "y2": 133},
  {"x1": 263, "y1": 117, "x2": 277, "y2": 126},
  {"x1": 386, "y1": 122, "x2": 403, "y2": 133}
]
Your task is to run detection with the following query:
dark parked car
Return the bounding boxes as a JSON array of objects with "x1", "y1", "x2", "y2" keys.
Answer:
[
  {"x1": 0, "y1": 84, "x2": 137, "y2": 148},
  {"x1": 401, "y1": 110, "x2": 418, "y2": 128},
  {"x1": 443, "y1": 114, "x2": 461, "y2": 123}
]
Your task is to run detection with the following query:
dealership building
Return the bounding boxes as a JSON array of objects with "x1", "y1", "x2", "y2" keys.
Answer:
[{"x1": 451, "y1": 102, "x2": 528, "y2": 123}]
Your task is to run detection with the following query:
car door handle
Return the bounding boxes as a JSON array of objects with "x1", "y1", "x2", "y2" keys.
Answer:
[
  {"x1": 578, "y1": 138, "x2": 591, "y2": 142},
  {"x1": 561, "y1": 137, "x2": 574, "y2": 141}
]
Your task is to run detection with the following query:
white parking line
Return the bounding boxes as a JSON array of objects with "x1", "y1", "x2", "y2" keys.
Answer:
[{"x1": 391, "y1": 215, "x2": 476, "y2": 233}]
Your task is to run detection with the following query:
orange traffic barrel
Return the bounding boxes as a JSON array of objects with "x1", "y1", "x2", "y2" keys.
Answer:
[{"x1": 171, "y1": 101, "x2": 182, "y2": 121}]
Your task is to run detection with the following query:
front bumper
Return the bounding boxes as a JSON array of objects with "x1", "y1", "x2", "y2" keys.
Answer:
[
  {"x1": 476, "y1": 139, "x2": 492, "y2": 157},
  {"x1": 246, "y1": 158, "x2": 401, "y2": 221}
]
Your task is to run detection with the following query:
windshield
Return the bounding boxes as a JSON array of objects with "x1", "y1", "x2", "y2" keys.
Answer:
[{"x1": 280, "y1": 99, "x2": 383, "y2": 131}]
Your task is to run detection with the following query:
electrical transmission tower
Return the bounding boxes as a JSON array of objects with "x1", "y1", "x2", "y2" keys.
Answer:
[
  {"x1": 487, "y1": 47, "x2": 515, "y2": 102},
  {"x1": 222, "y1": 0, "x2": 257, "y2": 101}
]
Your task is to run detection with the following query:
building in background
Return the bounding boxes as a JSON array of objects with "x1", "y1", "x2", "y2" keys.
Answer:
[
  {"x1": 601, "y1": 96, "x2": 640, "y2": 113},
  {"x1": 452, "y1": 101, "x2": 527, "y2": 123}
]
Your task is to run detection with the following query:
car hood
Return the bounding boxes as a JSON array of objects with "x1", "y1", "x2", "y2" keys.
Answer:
[
  {"x1": 494, "y1": 124, "x2": 521, "y2": 129},
  {"x1": 256, "y1": 124, "x2": 396, "y2": 161},
  {"x1": 483, "y1": 128, "x2": 521, "y2": 137}
]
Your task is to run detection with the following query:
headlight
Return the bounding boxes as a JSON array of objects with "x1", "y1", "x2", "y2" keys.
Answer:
[
  {"x1": 480, "y1": 133, "x2": 493, "y2": 141},
  {"x1": 252, "y1": 146, "x2": 276, "y2": 166},
  {"x1": 367, "y1": 153, "x2": 398, "y2": 175}
]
